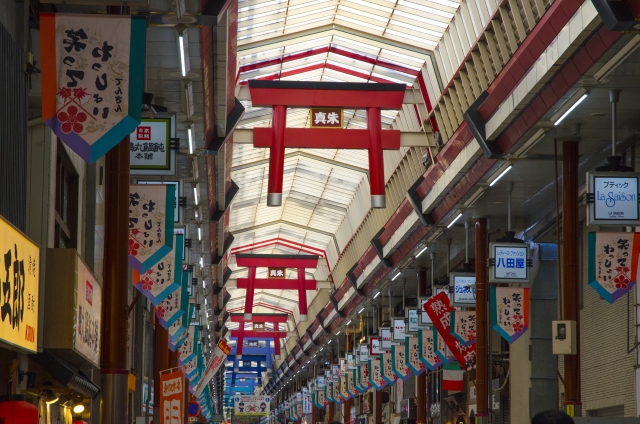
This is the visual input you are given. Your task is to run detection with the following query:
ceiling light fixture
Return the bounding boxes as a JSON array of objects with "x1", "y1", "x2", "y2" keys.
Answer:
[
  {"x1": 392, "y1": 271, "x2": 401, "y2": 281},
  {"x1": 554, "y1": 93, "x2": 588, "y2": 126},
  {"x1": 72, "y1": 404, "x2": 85, "y2": 414},
  {"x1": 416, "y1": 245, "x2": 428, "y2": 257},
  {"x1": 198, "y1": 226, "x2": 202, "y2": 241},
  {"x1": 489, "y1": 165, "x2": 512, "y2": 187},
  {"x1": 193, "y1": 185, "x2": 199, "y2": 205},
  {"x1": 186, "y1": 123, "x2": 195, "y2": 154},
  {"x1": 346, "y1": 320, "x2": 352, "y2": 325},
  {"x1": 373, "y1": 291, "x2": 381, "y2": 299},
  {"x1": 358, "y1": 307, "x2": 365, "y2": 314},
  {"x1": 447, "y1": 212, "x2": 463, "y2": 228}
]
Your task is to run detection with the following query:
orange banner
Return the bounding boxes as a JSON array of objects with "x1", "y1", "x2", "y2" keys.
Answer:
[{"x1": 160, "y1": 370, "x2": 183, "y2": 424}]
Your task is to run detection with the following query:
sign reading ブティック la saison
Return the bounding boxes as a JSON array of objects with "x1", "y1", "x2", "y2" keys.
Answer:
[
  {"x1": 40, "y1": 13, "x2": 146, "y2": 164},
  {"x1": 0, "y1": 215, "x2": 40, "y2": 353},
  {"x1": 130, "y1": 119, "x2": 171, "y2": 170},
  {"x1": 588, "y1": 172, "x2": 640, "y2": 226}
]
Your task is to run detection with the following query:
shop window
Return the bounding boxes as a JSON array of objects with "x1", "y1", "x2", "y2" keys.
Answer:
[{"x1": 54, "y1": 140, "x2": 79, "y2": 249}]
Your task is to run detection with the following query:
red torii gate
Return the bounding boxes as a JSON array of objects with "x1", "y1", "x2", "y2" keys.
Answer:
[
  {"x1": 230, "y1": 313, "x2": 290, "y2": 359},
  {"x1": 247, "y1": 80, "x2": 406, "y2": 209},
  {"x1": 235, "y1": 253, "x2": 320, "y2": 322}
]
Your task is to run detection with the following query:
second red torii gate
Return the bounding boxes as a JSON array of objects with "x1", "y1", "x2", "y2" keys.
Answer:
[
  {"x1": 230, "y1": 313, "x2": 290, "y2": 359},
  {"x1": 247, "y1": 80, "x2": 406, "y2": 209},
  {"x1": 235, "y1": 253, "x2": 320, "y2": 322}
]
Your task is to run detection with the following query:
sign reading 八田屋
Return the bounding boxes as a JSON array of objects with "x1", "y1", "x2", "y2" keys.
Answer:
[
  {"x1": 0, "y1": 215, "x2": 40, "y2": 353},
  {"x1": 489, "y1": 243, "x2": 529, "y2": 283},
  {"x1": 588, "y1": 172, "x2": 640, "y2": 225}
]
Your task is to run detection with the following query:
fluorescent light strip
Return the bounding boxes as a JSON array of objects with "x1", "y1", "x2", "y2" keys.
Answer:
[
  {"x1": 373, "y1": 291, "x2": 381, "y2": 299},
  {"x1": 336, "y1": 331, "x2": 341, "y2": 335},
  {"x1": 198, "y1": 227, "x2": 202, "y2": 241},
  {"x1": 187, "y1": 126, "x2": 194, "y2": 154},
  {"x1": 489, "y1": 165, "x2": 512, "y2": 187},
  {"x1": 179, "y1": 34, "x2": 187, "y2": 77},
  {"x1": 392, "y1": 272, "x2": 401, "y2": 281},
  {"x1": 347, "y1": 320, "x2": 352, "y2": 325},
  {"x1": 554, "y1": 94, "x2": 588, "y2": 126},
  {"x1": 193, "y1": 186, "x2": 199, "y2": 205},
  {"x1": 447, "y1": 212, "x2": 463, "y2": 229},
  {"x1": 416, "y1": 246, "x2": 428, "y2": 257},
  {"x1": 358, "y1": 307, "x2": 365, "y2": 314}
]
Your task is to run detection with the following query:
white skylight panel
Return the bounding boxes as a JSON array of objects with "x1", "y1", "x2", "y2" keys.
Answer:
[
  {"x1": 393, "y1": 8, "x2": 449, "y2": 28},
  {"x1": 397, "y1": 0, "x2": 455, "y2": 19},
  {"x1": 389, "y1": 18, "x2": 444, "y2": 38},
  {"x1": 344, "y1": 0, "x2": 393, "y2": 13},
  {"x1": 425, "y1": 0, "x2": 460, "y2": 9},
  {"x1": 385, "y1": 29, "x2": 440, "y2": 46},
  {"x1": 334, "y1": 15, "x2": 386, "y2": 33},
  {"x1": 238, "y1": 7, "x2": 287, "y2": 23},
  {"x1": 281, "y1": 59, "x2": 326, "y2": 73},
  {"x1": 370, "y1": 71, "x2": 414, "y2": 86},
  {"x1": 240, "y1": 47, "x2": 284, "y2": 63},
  {"x1": 325, "y1": 58, "x2": 372, "y2": 75},
  {"x1": 283, "y1": 36, "x2": 333, "y2": 54},
  {"x1": 238, "y1": 27, "x2": 284, "y2": 41},
  {"x1": 331, "y1": 35, "x2": 381, "y2": 55},
  {"x1": 239, "y1": 0, "x2": 288, "y2": 13},
  {"x1": 338, "y1": 4, "x2": 390, "y2": 21}
]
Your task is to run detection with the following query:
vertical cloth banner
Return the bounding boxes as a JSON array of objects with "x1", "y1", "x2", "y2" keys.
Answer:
[
  {"x1": 382, "y1": 352, "x2": 397, "y2": 385},
  {"x1": 490, "y1": 286, "x2": 530, "y2": 343},
  {"x1": 195, "y1": 339, "x2": 231, "y2": 396},
  {"x1": 424, "y1": 291, "x2": 476, "y2": 370},
  {"x1": 588, "y1": 232, "x2": 640, "y2": 304},
  {"x1": 406, "y1": 336, "x2": 426, "y2": 375},
  {"x1": 167, "y1": 270, "x2": 189, "y2": 350},
  {"x1": 442, "y1": 362, "x2": 463, "y2": 391},
  {"x1": 40, "y1": 13, "x2": 145, "y2": 164},
  {"x1": 391, "y1": 344, "x2": 411, "y2": 381},
  {"x1": 177, "y1": 314, "x2": 198, "y2": 366},
  {"x1": 418, "y1": 329, "x2": 441, "y2": 371},
  {"x1": 133, "y1": 233, "x2": 183, "y2": 304},
  {"x1": 160, "y1": 370, "x2": 183, "y2": 424},
  {"x1": 129, "y1": 184, "x2": 175, "y2": 273},
  {"x1": 450, "y1": 310, "x2": 477, "y2": 347}
]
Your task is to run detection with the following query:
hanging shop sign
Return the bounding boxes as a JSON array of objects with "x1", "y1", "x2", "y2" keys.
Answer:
[
  {"x1": 130, "y1": 118, "x2": 172, "y2": 170},
  {"x1": 347, "y1": 371, "x2": 356, "y2": 397},
  {"x1": 160, "y1": 370, "x2": 183, "y2": 424},
  {"x1": 392, "y1": 318, "x2": 406, "y2": 341},
  {"x1": 234, "y1": 395, "x2": 271, "y2": 416},
  {"x1": 419, "y1": 298, "x2": 433, "y2": 325},
  {"x1": 406, "y1": 308, "x2": 419, "y2": 333},
  {"x1": 369, "y1": 357, "x2": 386, "y2": 390},
  {"x1": 360, "y1": 363, "x2": 370, "y2": 390},
  {"x1": 317, "y1": 375, "x2": 325, "y2": 389},
  {"x1": 588, "y1": 231, "x2": 640, "y2": 304},
  {"x1": 340, "y1": 375, "x2": 349, "y2": 400},
  {"x1": 0, "y1": 215, "x2": 40, "y2": 353},
  {"x1": 309, "y1": 107, "x2": 343, "y2": 129},
  {"x1": 358, "y1": 343, "x2": 369, "y2": 363},
  {"x1": 40, "y1": 13, "x2": 146, "y2": 164},
  {"x1": 406, "y1": 336, "x2": 426, "y2": 375},
  {"x1": 129, "y1": 184, "x2": 175, "y2": 272},
  {"x1": 369, "y1": 336, "x2": 381, "y2": 356},
  {"x1": 380, "y1": 327, "x2": 392, "y2": 350},
  {"x1": 489, "y1": 242, "x2": 530, "y2": 284},
  {"x1": 133, "y1": 233, "x2": 183, "y2": 305},
  {"x1": 490, "y1": 286, "x2": 530, "y2": 343},
  {"x1": 325, "y1": 382, "x2": 333, "y2": 403},
  {"x1": 267, "y1": 267, "x2": 286, "y2": 278},
  {"x1": 382, "y1": 352, "x2": 397, "y2": 385},
  {"x1": 253, "y1": 322, "x2": 266, "y2": 331},
  {"x1": 346, "y1": 352, "x2": 356, "y2": 369},
  {"x1": 332, "y1": 364, "x2": 340, "y2": 380},
  {"x1": 74, "y1": 256, "x2": 102, "y2": 366},
  {"x1": 137, "y1": 180, "x2": 181, "y2": 224},
  {"x1": 318, "y1": 388, "x2": 326, "y2": 407},
  {"x1": 587, "y1": 172, "x2": 640, "y2": 225},
  {"x1": 195, "y1": 338, "x2": 231, "y2": 396},
  {"x1": 424, "y1": 291, "x2": 476, "y2": 370},
  {"x1": 418, "y1": 329, "x2": 441, "y2": 371},
  {"x1": 392, "y1": 344, "x2": 411, "y2": 381},
  {"x1": 451, "y1": 273, "x2": 476, "y2": 307},
  {"x1": 450, "y1": 310, "x2": 477, "y2": 347}
]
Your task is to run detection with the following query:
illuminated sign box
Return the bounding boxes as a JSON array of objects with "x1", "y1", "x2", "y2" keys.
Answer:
[
  {"x1": 450, "y1": 273, "x2": 476, "y2": 307},
  {"x1": 587, "y1": 172, "x2": 640, "y2": 226},
  {"x1": 489, "y1": 242, "x2": 530, "y2": 284},
  {"x1": 0, "y1": 215, "x2": 40, "y2": 353}
]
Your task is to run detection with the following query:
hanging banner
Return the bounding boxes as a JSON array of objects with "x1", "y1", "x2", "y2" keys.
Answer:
[
  {"x1": 435, "y1": 326, "x2": 454, "y2": 365},
  {"x1": 303, "y1": 393, "x2": 312, "y2": 414},
  {"x1": 318, "y1": 389, "x2": 326, "y2": 407},
  {"x1": 588, "y1": 232, "x2": 640, "y2": 303},
  {"x1": 369, "y1": 358, "x2": 386, "y2": 390},
  {"x1": 195, "y1": 339, "x2": 231, "y2": 396},
  {"x1": 406, "y1": 336, "x2": 426, "y2": 375},
  {"x1": 184, "y1": 341, "x2": 199, "y2": 380},
  {"x1": 160, "y1": 267, "x2": 189, "y2": 333},
  {"x1": 360, "y1": 364, "x2": 370, "y2": 391},
  {"x1": 0, "y1": 215, "x2": 40, "y2": 353},
  {"x1": 382, "y1": 352, "x2": 397, "y2": 385},
  {"x1": 418, "y1": 328, "x2": 442, "y2": 371},
  {"x1": 347, "y1": 370, "x2": 356, "y2": 396},
  {"x1": 490, "y1": 286, "x2": 530, "y2": 343},
  {"x1": 450, "y1": 310, "x2": 477, "y2": 347},
  {"x1": 325, "y1": 382, "x2": 333, "y2": 404},
  {"x1": 159, "y1": 370, "x2": 183, "y2": 424},
  {"x1": 177, "y1": 312, "x2": 198, "y2": 365},
  {"x1": 40, "y1": 13, "x2": 146, "y2": 164},
  {"x1": 424, "y1": 291, "x2": 476, "y2": 370},
  {"x1": 391, "y1": 344, "x2": 411, "y2": 381},
  {"x1": 234, "y1": 395, "x2": 271, "y2": 416},
  {"x1": 340, "y1": 375, "x2": 349, "y2": 400},
  {"x1": 133, "y1": 233, "x2": 183, "y2": 305},
  {"x1": 129, "y1": 185, "x2": 175, "y2": 272}
]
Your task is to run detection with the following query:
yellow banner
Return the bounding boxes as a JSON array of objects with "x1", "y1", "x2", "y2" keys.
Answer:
[{"x1": 0, "y1": 215, "x2": 40, "y2": 352}]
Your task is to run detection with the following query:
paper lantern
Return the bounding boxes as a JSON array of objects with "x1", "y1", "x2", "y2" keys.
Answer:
[{"x1": 0, "y1": 400, "x2": 38, "y2": 424}]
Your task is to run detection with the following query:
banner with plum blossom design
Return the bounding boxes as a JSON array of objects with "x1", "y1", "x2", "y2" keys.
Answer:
[
  {"x1": 40, "y1": 13, "x2": 145, "y2": 164},
  {"x1": 435, "y1": 325, "x2": 454, "y2": 365},
  {"x1": 157, "y1": 267, "x2": 188, "y2": 330},
  {"x1": 369, "y1": 358, "x2": 386, "y2": 390},
  {"x1": 490, "y1": 287, "x2": 529, "y2": 344},
  {"x1": 382, "y1": 352, "x2": 397, "y2": 385},
  {"x1": 177, "y1": 305, "x2": 198, "y2": 365},
  {"x1": 450, "y1": 310, "x2": 477, "y2": 347},
  {"x1": 391, "y1": 344, "x2": 411, "y2": 381},
  {"x1": 133, "y1": 233, "x2": 182, "y2": 304},
  {"x1": 424, "y1": 291, "x2": 476, "y2": 370},
  {"x1": 588, "y1": 232, "x2": 640, "y2": 304},
  {"x1": 406, "y1": 336, "x2": 426, "y2": 375},
  {"x1": 129, "y1": 185, "x2": 175, "y2": 272},
  {"x1": 418, "y1": 329, "x2": 441, "y2": 371}
]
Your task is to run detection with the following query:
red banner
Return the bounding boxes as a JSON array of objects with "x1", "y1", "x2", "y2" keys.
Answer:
[
  {"x1": 160, "y1": 370, "x2": 184, "y2": 423},
  {"x1": 424, "y1": 292, "x2": 476, "y2": 370}
]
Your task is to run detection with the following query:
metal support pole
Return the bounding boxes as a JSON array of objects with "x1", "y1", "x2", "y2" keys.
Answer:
[
  {"x1": 430, "y1": 252, "x2": 436, "y2": 296},
  {"x1": 610, "y1": 90, "x2": 619, "y2": 157},
  {"x1": 268, "y1": 104, "x2": 286, "y2": 206},
  {"x1": 563, "y1": 140, "x2": 582, "y2": 416},
  {"x1": 417, "y1": 268, "x2": 427, "y2": 424},
  {"x1": 345, "y1": 330, "x2": 352, "y2": 424},
  {"x1": 298, "y1": 267, "x2": 308, "y2": 321},
  {"x1": 475, "y1": 218, "x2": 489, "y2": 424},
  {"x1": 367, "y1": 107, "x2": 385, "y2": 208},
  {"x1": 244, "y1": 266, "x2": 256, "y2": 320},
  {"x1": 153, "y1": 323, "x2": 169, "y2": 424},
  {"x1": 329, "y1": 349, "x2": 335, "y2": 422},
  {"x1": 100, "y1": 4, "x2": 130, "y2": 414},
  {"x1": 375, "y1": 304, "x2": 383, "y2": 423}
]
